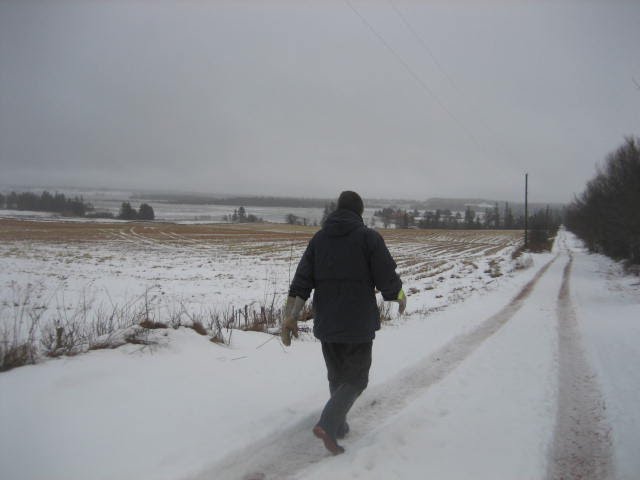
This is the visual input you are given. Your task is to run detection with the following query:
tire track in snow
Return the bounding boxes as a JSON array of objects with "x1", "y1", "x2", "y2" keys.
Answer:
[
  {"x1": 190, "y1": 256, "x2": 558, "y2": 480},
  {"x1": 547, "y1": 254, "x2": 614, "y2": 480}
]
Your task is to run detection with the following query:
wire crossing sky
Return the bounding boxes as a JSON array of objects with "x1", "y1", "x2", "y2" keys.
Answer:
[
  {"x1": 387, "y1": 0, "x2": 510, "y2": 155},
  {"x1": 343, "y1": 0, "x2": 486, "y2": 155},
  {"x1": 1, "y1": 1, "x2": 638, "y2": 203}
]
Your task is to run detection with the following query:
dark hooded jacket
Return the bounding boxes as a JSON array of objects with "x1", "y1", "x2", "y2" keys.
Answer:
[{"x1": 289, "y1": 209, "x2": 402, "y2": 342}]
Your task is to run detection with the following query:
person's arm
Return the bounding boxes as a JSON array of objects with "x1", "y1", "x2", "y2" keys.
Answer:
[
  {"x1": 369, "y1": 231, "x2": 406, "y2": 313},
  {"x1": 288, "y1": 239, "x2": 315, "y2": 300},
  {"x1": 369, "y1": 231, "x2": 402, "y2": 300},
  {"x1": 282, "y1": 239, "x2": 315, "y2": 345}
]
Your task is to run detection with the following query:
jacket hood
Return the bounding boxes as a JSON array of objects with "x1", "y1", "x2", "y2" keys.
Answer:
[{"x1": 323, "y1": 208, "x2": 364, "y2": 237}]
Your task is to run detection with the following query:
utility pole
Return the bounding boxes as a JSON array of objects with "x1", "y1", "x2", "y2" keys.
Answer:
[{"x1": 524, "y1": 173, "x2": 529, "y2": 249}]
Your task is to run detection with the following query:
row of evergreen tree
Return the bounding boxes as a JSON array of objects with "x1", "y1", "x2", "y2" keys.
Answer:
[
  {"x1": 372, "y1": 203, "x2": 562, "y2": 233},
  {"x1": 0, "y1": 191, "x2": 91, "y2": 217},
  {"x1": 223, "y1": 206, "x2": 262, "y2": 223},
  {"x1": 566, "y1": 137, "x2": 640, "y2": 265},
  {"x1": 0, "y1": 191, "x2": 156, "y2": 221},
  {"x1": 118, "y1": 202, "x2": 155, "y2": 220},
  {"x1": 319, "y1": 200, "x2": 560, "y2": 250}
]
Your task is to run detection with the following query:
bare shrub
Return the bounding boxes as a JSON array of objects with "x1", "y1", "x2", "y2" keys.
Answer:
[
  {"x1": 177, "y1": 304, "x2": 210, "y2": 336},
  {"x1": 92, "y1": 305, "x2": 118, "y2": 338},
  {"x1": 485, "y1": 258, "x2": 503, "y2": 278},
  {"x1": 140, "y1": 319, "x2": 168, "y2": 329},
  {"x1": 124, "y1": 327, "x2": 153, "y2": 346},
  {"x1": 189, "y1": 321, "x2": 207, "y2": 336},
  {"x1": 1, "y1": 283, "x2": 311, "y2": 370},
  {"x1": 1, "y1": 282, "x2": 46, "y2": 370},
  {"x1": 216, "y1": 299, "x2": 285, "y2": 333},
  {"x1": 41, "y1": 321, "x2": 82, "y2": 357},
  {"x1": 165, "y1": 303, "x2": 185, "y2": 330},
  {"x1": 207, "y1": 311, "x2": 229, "y2": 345},
  {"x1": 511, "y1": 245, "x2": 526, "y2": 260},
  {"x1": 242, "y1": 303, "x2": 274, "y2": 332},
  {"x1": 244, "y1": 321, "x2": 266, "y2": 333},
  {"x1": 1, "y1": 343, "x2": 37, "y2": 372},
  {"x1": 42, "y1": 290, "x2": 96, "y2": 357},
  {"x1": 88, "y1": 337, "x2": 125, "y2": 351},
  {"x1": 86, "y1": 298, "x2": 148, "y2": 350}
]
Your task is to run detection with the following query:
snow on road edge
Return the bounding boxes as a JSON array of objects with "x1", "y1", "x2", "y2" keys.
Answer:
[{"x1": 189, "y1": 256, "x2": 558, "y2": 480}]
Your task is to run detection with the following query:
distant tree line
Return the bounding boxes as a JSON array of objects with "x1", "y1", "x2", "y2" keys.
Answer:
[
  {"x1": 216, "y1": 196, "x2": 330, "y2": 208},
  {"x1": 136, "y1": 194, "x2": 335, "y2": 209},
  {"x1": 0, "y1": 191, "x2": 92, "y2": 217},
  {"x1": 373, "y1": 202, "x2": 559, "y2": 231},
  {"x1": 566, "y1": 137, "x2": 640, "y2": 265},
  {"x1": 526, "y1": 206, "x2": 563, "y2": 251},
  {"x1": 0, "y1": 191, "x2": 158, "y2": 221},
  {"x1": 372, "y1": 203, "x2": 561, "y2": 250},
  {"x1": 284, "y1": 201, "x2": 338, "y2": 227},
  {"x1": 282, "y1": 201, "x2": 340, "y2": 227},
  {"x1": 118, "y1": 202, "x2": 155, "y2": 220},
  {"x1": 285, "y1": 213, "x2": 308, "y2": 226},
  {"x1": 223, "y1": 206, "x2": 262, "y2": 223}
]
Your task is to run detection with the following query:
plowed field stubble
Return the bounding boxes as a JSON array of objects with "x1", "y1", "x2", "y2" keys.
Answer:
[{"x1": 1, "y1": 218, "x2": 524, "y2": 348}]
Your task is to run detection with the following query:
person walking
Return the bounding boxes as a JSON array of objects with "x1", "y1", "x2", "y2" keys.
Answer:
[{"x1": 281, "y1": 190, "x2": 406, "y2": 455}]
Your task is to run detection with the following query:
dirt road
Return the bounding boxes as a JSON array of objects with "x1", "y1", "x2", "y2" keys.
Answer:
[
  {"x1": 547, "y1": 253, "x2": 613, "y2": 479},
  {"x1": 183, "y1": 242, "x2": 612, "y2": 479}
]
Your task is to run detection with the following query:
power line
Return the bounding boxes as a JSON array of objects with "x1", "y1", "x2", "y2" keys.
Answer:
[
  {"x1": 387, "y1": 0, "x2": 511, "y2": 159},
  {"x1": 342, "y1": 0, "x2": 486, "y2": 154},
  {"x1": 387, "y1": 0, "x2": 461, "y2": 93}
]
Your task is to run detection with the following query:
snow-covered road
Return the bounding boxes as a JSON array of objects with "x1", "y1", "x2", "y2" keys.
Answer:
[
  {"x1": 191, "y1": 230, "x2": 633, "y2": 480},
  {"x1": 548, "y1": 252, "x2": 613, "y2": 480},
  {"x1": 196, "y1": 256, "x2": 561, "y2": 480},
  {"x1": 1, "y1": 229, "x2": 638, "y2": 480}
]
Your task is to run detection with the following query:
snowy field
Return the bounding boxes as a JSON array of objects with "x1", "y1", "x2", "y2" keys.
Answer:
[
  {"x1": 0, "y1": 221, "x2": 638, "y2": 480},
  {"x1": 0, "y1": 218, "x2": 520, "y2": 332},
  {"x1": 0, "y1": 188, "x2": 382, "y2": 225}
]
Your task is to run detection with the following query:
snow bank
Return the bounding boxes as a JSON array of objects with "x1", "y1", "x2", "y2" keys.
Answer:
[{"x1": 1, "y1": 230, "x2": 638, "y2": 479}]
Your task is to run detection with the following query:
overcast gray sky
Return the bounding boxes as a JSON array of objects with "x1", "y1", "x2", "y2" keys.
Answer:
[{"x1": 1, "y1": 0, "x2": 638, "y2": 203}]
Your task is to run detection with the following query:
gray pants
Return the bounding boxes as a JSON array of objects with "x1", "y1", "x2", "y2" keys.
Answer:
[{"x1": 317, "y1": 341, "x2": 373, "y2": 440}]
